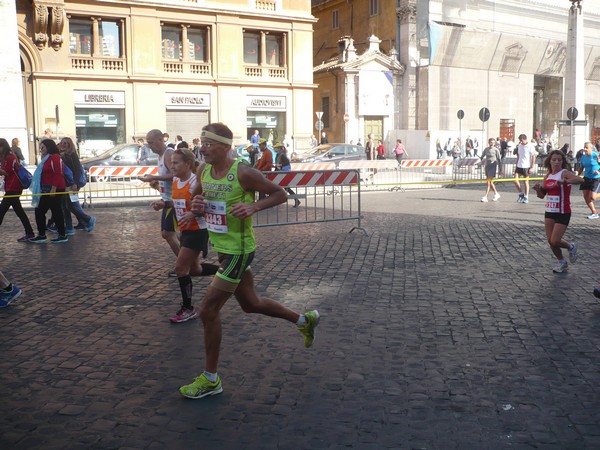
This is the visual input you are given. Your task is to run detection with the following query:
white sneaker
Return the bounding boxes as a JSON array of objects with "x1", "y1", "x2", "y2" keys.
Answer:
[
  {"x1": 568, "y1": 242, "x2": 577, "y2": 263},
  {"x1": 481, "y1": 196, "x2": 488, "y2": 202},
  {"x1": 553, "y1": 260, "x2": 568, "y2": 273},
  {"x1": 492, "y1": 194, "x2": 501, "y2": 201},
  {"x1": 588, "y1": 213, "x2": 599, "y2": 220}
]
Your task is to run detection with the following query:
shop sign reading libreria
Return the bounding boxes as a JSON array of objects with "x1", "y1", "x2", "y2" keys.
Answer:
[
  {"x1": 74, "y1": 90, "x2": 125, "y2": 108},
  {"x1": 165, "y1": 93, "x2": 210, "y2": 110},
  {"x1": 246, "y1": 95, "x2": 286, "y2": 111}
]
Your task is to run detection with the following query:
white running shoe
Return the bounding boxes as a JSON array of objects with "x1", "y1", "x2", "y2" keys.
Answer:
[
  {"x1": 568, "y1": 243, "x2": 577, "y2": 264},
  {"x1": 492, "y1": 193, "x2": 501, "y2": 201},
  {"x1": 481, "y1": 196, "x2": 488, "y2": 202},
  {"x1": 553, "y1": 260, "x2": 568, "y2": 273},
  {"x1": 587, "y1": 213, "x2": 599, "y2": 220}
]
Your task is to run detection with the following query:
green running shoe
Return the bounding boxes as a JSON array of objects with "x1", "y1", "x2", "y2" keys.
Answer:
[
  {"x1": 179, "y1": 373, "x2": 223, "y2": 399},
  {"x1": 297, "y1": 310, "x2": 320, "y2": 348}
]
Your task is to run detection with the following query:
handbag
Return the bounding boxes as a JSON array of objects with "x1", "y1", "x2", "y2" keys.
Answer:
[{"x1": 16, "y1": 163, "x2": 33, "y2": 189}]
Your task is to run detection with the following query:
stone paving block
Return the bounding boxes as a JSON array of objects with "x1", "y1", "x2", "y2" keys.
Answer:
[{"x1": 3, "y1": 188, "x2": 600, "y2": 448}]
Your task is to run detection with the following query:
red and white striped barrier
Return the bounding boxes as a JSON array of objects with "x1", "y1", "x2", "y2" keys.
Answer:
[
  {"x1": 265, "y1": 170, "x2": 359, "y2": 187},
  {"x1": 88, "y1": 166, "x2": 158, "y2": 177},
  {"x1": 401, "y1": 159, "x2": 453, "y2": 168},
  {"x1": 290, "y1": 163, "x2": 336, "y2": 171}
]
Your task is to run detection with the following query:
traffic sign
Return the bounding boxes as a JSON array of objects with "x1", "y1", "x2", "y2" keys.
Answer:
[
  {"x1": 479, "y1": 107, "x2": 490, "y2": 122},
  {"x1": 558, "y1": 119, "x2": 587, "y2": 126},
  {"x1": 315, "y1": 111, "x2": 323, "y2": 120},
  {"x1": 315, "y1": 120, "x2": 324, "y2": 130},
  {"x1": 457, "y1": 110, "x2": 464, "y2": 120},
  {"x1": 343, "y1": 113, "x2": 350, "y2": 123},
  {"x1": 566, "y1": 107, "x2": 578, "y2": 121}
]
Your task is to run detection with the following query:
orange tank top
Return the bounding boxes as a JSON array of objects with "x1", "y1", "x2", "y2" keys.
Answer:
[{"x1": 171, "y1": 174, "x2": 207, "y2": 231}]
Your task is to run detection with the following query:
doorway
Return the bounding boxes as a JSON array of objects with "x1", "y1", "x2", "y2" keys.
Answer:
[
  {"x1": 364, "y1": 116, "x2": 383, "y2": 143},
  {"x1": 20, "y1": 47, "x2": 37, "y2": 164}
]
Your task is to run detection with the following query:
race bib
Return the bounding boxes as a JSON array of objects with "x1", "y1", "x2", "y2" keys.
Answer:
[
  {"x1": 545, "y1": 195, "x2": 560, "y2": 213},
  {"x1": 173, "y1": 198, "x2": 187, "y2": 221},
  {"x1": 205, "y1": 200, "x2": 228, "y2": 233}
]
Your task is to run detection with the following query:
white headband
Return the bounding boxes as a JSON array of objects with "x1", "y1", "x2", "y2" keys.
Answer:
[{"x1": 200, "y1": 130, "x2": 233, "y2": 145}]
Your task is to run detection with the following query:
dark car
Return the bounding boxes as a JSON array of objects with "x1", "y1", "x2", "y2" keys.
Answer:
[
  {"x1": 300, "y1": 143, "x2": 366, "y2": 165},
  {"x1": 81, "y1": 144, "x2": 158, "y2": 171}
]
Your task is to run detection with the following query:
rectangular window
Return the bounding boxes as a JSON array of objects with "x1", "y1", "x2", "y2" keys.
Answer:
[
  {"x1": 99, "y1": 20, "x2": 121, "y2": 57},
  {"x1": 188, "y1": 28, "x2": 206, "y2": 61},
  {"x1": 322, "y1": 97, "x2": 330, "y2": 129},
  {"x1": 244, "y1": 32, "x2": 260, "y2": 65},
  {"x1": 265, "y1": 34, "x2": 281, "y2": 66},
  {"x1": 69, "y1": 19, "x2": 92, "y2": 55},
  {"x1": 162, "y1": 25, "x2": 181, "y2": 60},
  {"x1": 369, "y1": 0, "x2": 379, "y2": 16},
  {"x1": 162, "y1": 24, "x2": 208, "y2": 62},
  {"x1": 243, "y1": 30, "x2": 285, "y2": 67},
  {"x1": 69, "y1": 18, "x2": 122, "y2": 57},
  {"x1": 332, "y1": 10, "x2": 339, "y2": 29}
]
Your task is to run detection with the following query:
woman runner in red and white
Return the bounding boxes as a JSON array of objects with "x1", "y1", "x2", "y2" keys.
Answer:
[
  {"x1": 154, "y1": 148, "x2": 219, "y2": 322},
  {"x1": 533, "y1": 150, "x2": 583, "y2": 273}
]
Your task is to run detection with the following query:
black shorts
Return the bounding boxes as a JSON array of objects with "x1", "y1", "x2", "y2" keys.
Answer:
[
  {"x1": 161, "y1": 205, "x2": 177, "y2": 232},
  {"x1": 579, "y1": 177, "x2": 600, "y2": 192},
  {"x1": 211, "y1": 252, "x2": 255, "y2": 293},
  {"x1": 485, "y1": 162, "x2": 498, "y2": 178},
  {"x1": 180, "y1": 229, "x2": 209, "y2": 257},
  {"x1": 515, "y1": 167, "x2": 530, "y2": 177},
  {"x1": 545, "y1": 212, "x2": 571, "y2": 226}
]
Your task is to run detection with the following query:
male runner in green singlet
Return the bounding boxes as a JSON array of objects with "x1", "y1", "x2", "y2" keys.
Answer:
[{"x1": 178, "y1": 123, "x2": 319, "y2": 400}]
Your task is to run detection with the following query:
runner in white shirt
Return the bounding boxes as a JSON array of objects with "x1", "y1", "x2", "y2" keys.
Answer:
[{"x1": 513, "y1": 134, "x2": 537, "y2": 203}]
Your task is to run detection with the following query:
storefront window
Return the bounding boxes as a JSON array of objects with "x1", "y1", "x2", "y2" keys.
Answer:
[
  {"x1": 246, "y1": 111, "x2": 285, "y2": 145},
  {"x1": 69, "y1": 19, "x2": 92, "y2": 55},
  {"x1": 75, "y1": 108, "x2": 125, "y2": 156}
]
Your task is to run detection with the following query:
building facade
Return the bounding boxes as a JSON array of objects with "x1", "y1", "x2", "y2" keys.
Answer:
[
  {"x1": 312, "y1": 0, "x2": 600, "y2": 157},
  {"x1": 14, "y1": 0, "x2": 315, "y2": 162}
]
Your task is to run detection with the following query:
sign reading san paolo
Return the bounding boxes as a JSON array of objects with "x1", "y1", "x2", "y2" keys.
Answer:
[
  {"x1": 165, "y1": 93, "x2": 210, "y2": 110},
  {"x1": 246, "y1": 95, "x2": 286, "y2": 111}
]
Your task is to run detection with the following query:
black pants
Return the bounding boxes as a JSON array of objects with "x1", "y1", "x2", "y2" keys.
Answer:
[
  {"x1": 35, "y1": 191, "x2": 65, "y2": 236},
  {"x1": 0, "y1": 191, "x2": 34, "y2": 235}
]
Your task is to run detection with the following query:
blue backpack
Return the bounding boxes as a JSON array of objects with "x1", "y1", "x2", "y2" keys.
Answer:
[{"x1": 63, "y1": 162, "x2": 75, "y2": 186}]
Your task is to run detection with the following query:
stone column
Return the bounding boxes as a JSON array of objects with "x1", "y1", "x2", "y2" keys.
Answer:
[
  {"x1": 0, "y1": 0, "x2": 28, "y2": 162},
  {"x1": 561, "y1": 0, "x2": 586, "y2": 151},
  {"x1": 397, "y1": 0, "x2": 417, "y2": 130}
]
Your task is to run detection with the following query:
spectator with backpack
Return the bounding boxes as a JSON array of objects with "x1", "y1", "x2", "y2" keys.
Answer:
[
  {"x1": 0, "y1": 138, "x2": 35, "y2": 242},
  {"x1": 54, "y1": 137, "x2": 96, "y2": 233},
  {"x1": 29, "y1": 139, "x2": 68, "y2": 243}
]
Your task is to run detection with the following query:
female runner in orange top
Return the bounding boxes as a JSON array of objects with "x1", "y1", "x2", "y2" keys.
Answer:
[{"x1": 154, "y1": 148, "x2": 218, "y2": 323}]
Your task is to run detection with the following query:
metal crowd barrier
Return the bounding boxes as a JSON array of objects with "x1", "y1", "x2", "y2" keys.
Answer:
[
  {"x1": 83, "y1": 166, "x2": 160, "y2": 206},
  {"x1": 337, "y1": 159, "x2": 455, "y2": 191},
  {"x1": 79, "y1": 165, "x2": 365, "y2": 233},
  {"x1": 255, "y1": 169, "x2": 364, "y2": 233}
]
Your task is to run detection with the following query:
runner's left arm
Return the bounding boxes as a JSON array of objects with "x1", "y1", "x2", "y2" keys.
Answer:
[{"x1": 232, "y1": 164, "x2": 286, "y2": 219}]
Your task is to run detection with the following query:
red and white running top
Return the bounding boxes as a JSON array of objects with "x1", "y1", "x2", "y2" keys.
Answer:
[{"x1": 543, "y1": 169, "x2": 571, "y2": 214}]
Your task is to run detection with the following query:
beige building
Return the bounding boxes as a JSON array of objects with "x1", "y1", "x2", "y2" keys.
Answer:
[
  {"x1": 312, "y1": 0, "x2": 600, "y2": 157},
  {"x1": 14, "y1": 0, "x2": 315, "y2": 161}
]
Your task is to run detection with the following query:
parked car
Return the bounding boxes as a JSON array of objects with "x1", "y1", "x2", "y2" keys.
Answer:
[
  {"x1": 300, "y1": 143, "x2": 366, "y2": 165},
  {"x1": 290, "y1": 145, "x2": 330, "y2": 163},
  {"x1": 81, "y1": 143, "x2": 158, "y2": 171}
]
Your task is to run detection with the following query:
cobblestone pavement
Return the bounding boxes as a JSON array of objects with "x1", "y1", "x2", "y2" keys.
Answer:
[{"x1": 2, "y1": 185, "x2": 600, "y2": 449}]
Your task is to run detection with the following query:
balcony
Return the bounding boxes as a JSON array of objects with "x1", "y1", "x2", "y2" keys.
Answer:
[
  {"x1": 244, "y1": 65, "x2": 287, "y2": 79},
  {"x1": 70, "y1": 56, "x2": 125, "y2": 71},
  {"x1": 163, "y1": 61, "x2": 211, "y2": 76}
]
